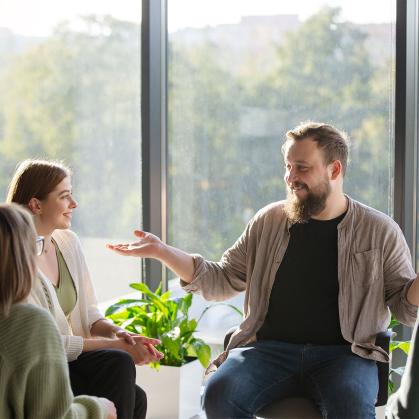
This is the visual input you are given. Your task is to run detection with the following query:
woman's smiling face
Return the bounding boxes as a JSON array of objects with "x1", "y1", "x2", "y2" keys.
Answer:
[{"x1": 37, "y1": 176, "x2": 77, "y2": 231}]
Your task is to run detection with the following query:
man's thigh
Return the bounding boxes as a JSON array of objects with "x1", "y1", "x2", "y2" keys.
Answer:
[
  {"x1": 204, "y1": 341, "x2": 302, "y2": 417},
  {"x1": 305, "y1": 346, "x2": 378, "y2": 419}
]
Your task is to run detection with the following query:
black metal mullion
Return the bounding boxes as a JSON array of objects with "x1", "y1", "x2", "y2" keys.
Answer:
[{"x1": 141, "y1": 0, "x2": 168, "y2": 291}]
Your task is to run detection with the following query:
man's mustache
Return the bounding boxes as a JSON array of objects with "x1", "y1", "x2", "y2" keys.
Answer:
[{"x1": 288, "y1": 182, "x2": 309, "y2": 191}]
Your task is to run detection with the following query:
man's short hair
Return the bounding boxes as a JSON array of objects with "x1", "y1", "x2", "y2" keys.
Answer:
[{"x1": 282, "y1": 122, "x2": 350, "y2": 176}]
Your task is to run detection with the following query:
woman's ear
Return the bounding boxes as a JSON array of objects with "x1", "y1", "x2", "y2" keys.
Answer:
[{"x1": 28, "y1": 197, "x2": 42, "y2": 215}]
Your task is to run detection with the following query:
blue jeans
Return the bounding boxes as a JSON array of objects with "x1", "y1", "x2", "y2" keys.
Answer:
[{"x1": 204, "y1": 340, "x2": 378, "y2": 419}]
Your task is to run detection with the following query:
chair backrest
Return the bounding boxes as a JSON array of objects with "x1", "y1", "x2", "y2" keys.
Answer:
[
  {"x1": 224, "y1": 328, "x2": 391, "y2": 407},
  {"x1": 375, "y1": 330, "x2": 391, "y2": 406}
]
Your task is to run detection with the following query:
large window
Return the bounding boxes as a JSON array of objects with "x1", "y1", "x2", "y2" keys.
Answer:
[
  {"x1": 1, "y1": 0, "x2": 417, "y2": 316},
  {"x1": 164, "y1": 0, "x2": 397, "y2": 342},
  {"x1": 167, "y1": 0, "x2": 396, "y2": 264},
  {"x1": 0, "y1": 0, "x2": 143, "y2": 301}
]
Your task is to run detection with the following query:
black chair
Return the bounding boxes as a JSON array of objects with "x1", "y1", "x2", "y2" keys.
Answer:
[{"x1": 223, "y1": 328, "x2": 391, "y2": 418}]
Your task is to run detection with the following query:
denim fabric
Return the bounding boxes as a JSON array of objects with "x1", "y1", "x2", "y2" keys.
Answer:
[{"x1": 204, "y1": 340, "x2": 378, "y2": 419}]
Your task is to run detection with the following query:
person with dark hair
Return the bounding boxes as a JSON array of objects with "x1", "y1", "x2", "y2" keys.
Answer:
[
  {"x1": 0, "y1": 203, "x2": 116, "y2": 419},
  {"x1": 108, "y1": 121, "x2": 419, "y2": 418},
  {"x1": 7, "y1": 159, "x2": 163, "y2": 419}
]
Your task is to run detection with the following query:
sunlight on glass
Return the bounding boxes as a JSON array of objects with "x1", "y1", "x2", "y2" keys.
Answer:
[
  {"x1": 168, "y1": 0, "x2": 396, "y2": 260},
  {"x1": 0, "y1": 0, "x2": 142, "y2": 301}
]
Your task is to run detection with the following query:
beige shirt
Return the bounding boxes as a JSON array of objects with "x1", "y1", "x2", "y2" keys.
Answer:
[{"x1": 182, "y1": 197, "x2": 418, "y2": 367}]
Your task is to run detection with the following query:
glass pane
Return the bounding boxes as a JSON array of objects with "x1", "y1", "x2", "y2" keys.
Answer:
[
  {"x1": 167, "y1": 0, "x2": 396, "y2": 335},
  {"x1": 168, "y1": 0, "x2": 395, "y2": 259},
  {"x1": 0, "y1": 0, "x2": 142, "y2": 302}
]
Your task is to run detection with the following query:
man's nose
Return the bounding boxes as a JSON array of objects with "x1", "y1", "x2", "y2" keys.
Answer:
[{"x1": 285, "y1": 168, "x2": 297, "y2": 184}]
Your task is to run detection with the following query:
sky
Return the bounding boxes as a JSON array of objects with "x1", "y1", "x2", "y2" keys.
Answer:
[{"x1": 0, "y1": 0, "x2": 395, "y2": 37}]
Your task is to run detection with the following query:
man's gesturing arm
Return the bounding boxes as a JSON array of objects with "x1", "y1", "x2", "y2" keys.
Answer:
[{"x1": 107, "y1": 230, "x2": 195, "y2": 284}]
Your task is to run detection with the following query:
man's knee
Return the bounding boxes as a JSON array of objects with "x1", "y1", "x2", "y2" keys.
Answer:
[
  {"x1": 317, "y1": 378, "x2": 377, "y2": 418},
  {"x1": 204, "y1": 372, "x2": 249, "y2": 418}
]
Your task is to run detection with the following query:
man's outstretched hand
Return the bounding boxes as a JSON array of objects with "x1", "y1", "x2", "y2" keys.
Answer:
[
  {"x1": 106, "y1": 230, "x2": 163, "y2": 259},
  {"x1": 107, "y1": 229, "x2": 195, "y2": 283}
]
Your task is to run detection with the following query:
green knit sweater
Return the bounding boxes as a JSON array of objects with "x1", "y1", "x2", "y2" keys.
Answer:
[{"x1": 0, "y1": 303, "x2": 106, "y2": 419}]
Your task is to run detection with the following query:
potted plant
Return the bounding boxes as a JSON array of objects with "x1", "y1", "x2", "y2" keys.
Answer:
[
  {"x1": 388, "y1": 316, "x2": 412, "y2": 394},
  {"x1": 105, "y1": 282, "x2": 212, "y2": 419}
]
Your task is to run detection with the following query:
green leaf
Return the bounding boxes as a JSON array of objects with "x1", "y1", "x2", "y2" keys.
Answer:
[
  {"x1": 130, "y1": 282, "x2": 154, "y2": 295},
  {"x1": 106, "y1": 310, "x2": 130, "y2": 323},
  {"x1": 161, "y1": 334, "x2": 181, "y2": 360},
  {"x1": 389, "y1": 317, "x2": 400, "y2": 330},
  {"x1": 129, "y1": 282, "x2": 171, "y2": 317},
  {"x1": 179, "y1": 293, "x2": 193, "y2": 316},
  {"x1": 390, "y1": 341, "x2": 411, "y2": 355},
  {"x1": 388, "y1": 379, "x2": 395, "y2": 395},
  {"x1": 179, "y1": 318, "x2": 196, "y2": 336},
  {"x1": 190, "y1": 338, "x2": 211, "y2": 368},
  {"x1": 105, "y1": 299, "x2": 146, "y2": 316},
  {"x1": 105, "y1": 281, "x2": 212, "y2": 368},
  {"x1": 161, "y1": 291, "x2": 171, "y2": 301}
]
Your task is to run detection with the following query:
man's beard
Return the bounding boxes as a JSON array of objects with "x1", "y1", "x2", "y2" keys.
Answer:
[{"x1": 284, "y1": 178, "x2": 331, "y2": 224}]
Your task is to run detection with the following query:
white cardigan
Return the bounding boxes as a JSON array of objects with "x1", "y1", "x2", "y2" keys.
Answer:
[{"x1": 29, "y1": 229, "x2": 104, "y2": 361}]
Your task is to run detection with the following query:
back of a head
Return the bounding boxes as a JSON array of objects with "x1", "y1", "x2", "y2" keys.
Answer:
[
  {"x1": 283, "y1": 121, "x2": 350, "y2": 176},
  {"x1": 0, "y1": 204, "x2": 37, "y2": 317},
  {"x1": 6, "y1": 159, "x2": 71, "y2": 206}
]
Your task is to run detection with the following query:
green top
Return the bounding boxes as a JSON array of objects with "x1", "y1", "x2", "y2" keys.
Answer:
[
  {"x1": 53, "y1": 240, "x2": 77, "y2": 317},
  {"x1": 0, "y1": 303, "x2": 106, "y2": 418}
]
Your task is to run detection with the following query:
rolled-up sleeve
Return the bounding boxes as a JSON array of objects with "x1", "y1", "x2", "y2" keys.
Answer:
[
  {"x1": 384, "y1": 225, "x2": 418, "y2": 326},
  {"x1": 181, "y1": 221, "x2": 251, "y2": 301}
]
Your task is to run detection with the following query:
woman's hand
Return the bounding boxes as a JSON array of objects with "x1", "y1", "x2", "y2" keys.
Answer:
[
  {"x1": 114, "y1": 329, "x2": 137, "y2": 345},
  {"x1": 106, "y1": 230, "x2": 163, "y2": 259},
  {"x1": 122, "y1": 337, "x2": 164, "y2": 365},
  {"x1": 91, "y1": 319, "x2": 140, "y2": 345},
  {"x1": 83, "y1": 336, "x2": 164, "y2": 365},
  {"x1": 89, "y1": 320, "x2": 161, "y2": 352},
  {"x1": 99, "y1": 398, "x2": 117, "y2": 419}
]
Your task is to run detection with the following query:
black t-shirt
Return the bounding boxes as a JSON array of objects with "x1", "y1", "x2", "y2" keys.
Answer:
[{"x1": 257, "y1": 212, "x2": 349, "y2": 345}]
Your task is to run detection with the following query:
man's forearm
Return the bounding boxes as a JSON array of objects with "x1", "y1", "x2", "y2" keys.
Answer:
[
  {"x1": 407, "y1": 275, "x2": 419, "y2": 306},
  {"x1": 157, "y1": 244, "x2": 195, "y2": 283}
]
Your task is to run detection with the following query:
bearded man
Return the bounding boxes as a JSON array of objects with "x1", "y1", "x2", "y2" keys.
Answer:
[{"x1": 108, "y1": 122, "x2": 419, "y2": 419}]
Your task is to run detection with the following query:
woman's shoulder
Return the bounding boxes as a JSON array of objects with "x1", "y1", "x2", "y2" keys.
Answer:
[
  {"x1": 0, "y1": 304, "x2": 59, "y2": 353},
  {"x1": 5, "y1": 304, "x2": 55, "y2": 330}
]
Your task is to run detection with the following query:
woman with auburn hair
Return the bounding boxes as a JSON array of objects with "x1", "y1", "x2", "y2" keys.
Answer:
[
  {"x1": 7, "y1": 159, "x2": 163, "y2": 419},
  {"x1": 0, "y1": 203, "x2": 116, "y2": 419}
]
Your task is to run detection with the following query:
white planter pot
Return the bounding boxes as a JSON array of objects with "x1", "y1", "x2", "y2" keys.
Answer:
[{"x1": 136, "y1": 359, "x2": 204, "y2": 419}]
